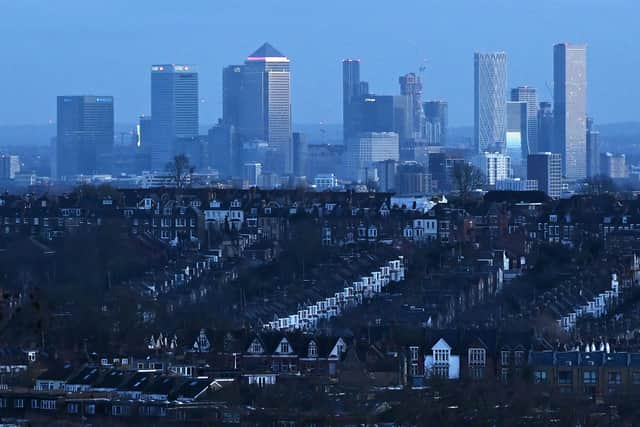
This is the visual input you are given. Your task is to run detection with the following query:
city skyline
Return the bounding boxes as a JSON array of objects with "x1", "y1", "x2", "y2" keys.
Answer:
[{"x1": 1, "y1": 0, "x2": 638, "y2": 127}]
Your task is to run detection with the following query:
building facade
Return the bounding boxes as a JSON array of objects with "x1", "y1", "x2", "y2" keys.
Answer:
[
  {"x1": 150, "y1": 65, "x2": 199, "y2": 171},
  {"x1": 553, "y1": 43, "x2": 587, "y2": 180},
  {"x1": 55, "y1": 95, "x2": 114, "y2": 178},
  {"x1": 510, "y1": 87, "x2": 538, "y2": 154},
  {"x1": 527, "y1": 152, "x2": 562, "y2": 198},
  {"x1": 474, "y1": 52, "x2": 507, "y2": 154}
]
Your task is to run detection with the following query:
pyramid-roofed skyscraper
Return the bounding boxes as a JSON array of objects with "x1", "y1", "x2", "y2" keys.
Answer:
[{"x1": 222, "y1": 43, "x2": 292, "y2": 175}]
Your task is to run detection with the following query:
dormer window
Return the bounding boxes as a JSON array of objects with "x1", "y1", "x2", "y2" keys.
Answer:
[
  {"x1": 434, "y1": 349, "x2": 449, "y2": 364},
  {"x1": 409, "y1": 346, "x2": 419, "y2": 361},
  {"x1": 250, "y1": 339, "x2": 263, "y2": 354},
  {"x1": 280, "y1": 341, "x2": 289, "y2": 354}
]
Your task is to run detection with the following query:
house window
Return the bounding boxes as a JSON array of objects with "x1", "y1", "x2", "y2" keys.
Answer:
[
  {"x1": 41, "y1": 400, "x2": 56, "y2": 410},
  {"x1": 500, "y1": 368, "x2": 510, "y2": 384},
  {"x1": 86, "y1": 404, "x2": 96, "y2": 415},
  {"x1": 434, "y1": 349, "x2": 449, "y2": 364},
  {"x1": 308, "y1": 342, "x2": 318, "y2": 358},
  {"x1": 410, "y1": 363, "x2": 419, "y2": 377},
  {"x1": 31, "y1": 399, "x2": 39, "y2": 409},
  {"x1": 608, "y1": 371, "x2": 622, "y2": 385},
  {"x1": 468, "y1": 348, "x2": 486, "y2": 366},
  {"x1": 514, "y1": 351, "x2": 525, "y2": 366},
  {"x1": 67, "y1": 403, "x2": 79, "y2": 414},
  {"x1": 0, "y1": 399, "x2": 7, "y2": 409},
  {"x1": 251, "y1": 340, "x2": 262, "y2": 354},
  {"x1": 280, "y1": 341, "x2": 289, "y2": 354},
  {"x1": 137, "y1": 362, "x2": 144, "y2": 370},
  {"x1": 558, "y1": 371, "x2": 573, "y2": 385},
  {"x1": 534, "y1": 371, "x2": 548, "y2": 384},
  {"x1": 500, "y1": 351, "x2": 510, "y2": 366},
  {"x1": 434, "y1": 365, "x2": 448, "y2": 378},
  {"x1": 632, "y1": 371, "x2": 640, "y2": 385},
  {"x1": 583, "y1": 371, "x2": 597, "y2": 385},
  {"x1": 470, "y1": 366, "x2": 484, "y2": 379},
  {"x1": 410, "y1": 346, "x2": 419, "y2": 362},
  {"x1": 14, "y1": 399, "x2": 24, "y2": 409}
]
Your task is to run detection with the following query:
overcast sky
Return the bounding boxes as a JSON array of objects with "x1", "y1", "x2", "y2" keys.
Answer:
[{"x1": 0, "y1": 0, "x2": 637, "y2": 127}]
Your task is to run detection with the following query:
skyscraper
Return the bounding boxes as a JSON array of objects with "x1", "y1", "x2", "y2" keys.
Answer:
[
  {"x1": 510, "y1": 86, "x2": 538, "y2": 153},
  {"x1": 537, "y1": 102, "x2": 554, "y2": 153},
  {"x1": 292, "y1": 132, "x2": 308, "y2": 178},
  {"x1": 399, "y1": 72, "x2": 424, "y2": 138},
  {"x1": 476, "y1": 152, "x2": 511, "y2": 186},
  {"x1": 55, "y1": 95, "x2": 114, "y2": 178},
  {"x1": 423, "y1": 101, "x2": 448, "y2": 146},
  {"x1": 225, "y1": 43, "x2": 292, "y2": 175},
  {"x1": 343, "y1": 59, "x2": 362, "y2": 143},
  {"x1": 528, "y1": 152, "x2": 562, "y2": 198},
  {"x1": 586, "y1": 117, "x2": 600, "y2": 178},
  {"x1": 506, "y1": 101, "x2": 528, "y2": 177},
  {"x1": 150, "y1": 64, "x2": 199, "y2": 171},
  {"x1": 553, "y1": 43, "x2": 587, "y2": 180},
  {"x1": 347, "y1": 132, "x2": 399, "y2": 181},
  {"x1": 474, "y1": 52, "x2": 507, "y2": 153}
]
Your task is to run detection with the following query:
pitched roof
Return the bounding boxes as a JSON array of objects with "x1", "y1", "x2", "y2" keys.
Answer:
[{"x1": 248, "y1": 42, "x2": 285, "y2": 58}]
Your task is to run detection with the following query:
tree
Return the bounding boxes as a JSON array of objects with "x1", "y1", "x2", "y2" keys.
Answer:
[
  {"x1": 166, "y1": 154, "x2": 193, "y2": 189},
  {"x1": 452, "y1": 162, "x2": 485, "y2": 202}
]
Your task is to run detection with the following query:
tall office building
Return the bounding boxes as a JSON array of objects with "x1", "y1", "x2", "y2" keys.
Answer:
[
  {"x1": 347, "y1": 132, "x2": 399, "y2": 181},
  {"x1": 223, "y1": 43, "x2": 292, "y2": 175},
  {"x1": 537, "y1": 102, "x2": 554, "y2": 153},
  {"x1": 474, "y1": 52, "x2": 507, "y2": 153},
  {"x1": 600, "y1": 152, "x2": 626, "y2": 179},
  {"x1": 476, "y1": 152, "x2": 511, "y2": 186},
  {"x1": 374, "y1": 159, "x2": 397, "y2": 192},
  {"x1": 528, "y1": 152, "x2": 562, "y2": 198},
  {"x1": 343, "y1": 59, "x2": 362, "y2": 143},
  {"x1": 150, "y1": 64, "x2": 199, "y2": 171},
  {"x1": 423, "y1": 100, "x2": 448, "y2": 146},
  {"x1": 506, "y1": 101, "x2": 528, "y2": 177},
  {"x1": 510, "y1": 86, "x2": 538, "y2": 153},
  {"x1": 428, "y1": 152, "x2": 465, "y2": 192},
  {"x1": 56, "y1": 95, "x2": 114, "y2": 178},
  {"x1": 586, "y1": 117, "x2": 600, "y2": 178},
  {"x1": 399, "y1": 72, "x2": 424, "y2": 138},
  {"x1": 0, "y1": 155, "x2": 20, "y2": 180},
  {"x1": 292, "y1": 132, "x2": 308, "y2": 177},
  {"x1": 351, "y1": 94, "x2": 413, "y2": 143},
  {"x1": 553, "y1": 43, "x2": 587, "y2": 180}
]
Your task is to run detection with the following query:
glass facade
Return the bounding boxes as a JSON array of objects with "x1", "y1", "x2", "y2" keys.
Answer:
[{"x1": 474, "y1": 52, "x2": 507, "y2": 153}]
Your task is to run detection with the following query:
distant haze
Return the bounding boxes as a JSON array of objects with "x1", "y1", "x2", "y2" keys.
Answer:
[{"x1": 0, "y1": 0, "x2": 638, "y2": 128}]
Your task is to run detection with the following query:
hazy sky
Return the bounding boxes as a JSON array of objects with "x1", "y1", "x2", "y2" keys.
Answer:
[{"x1": 0, "y1": 0, "x2": 637, "y2": 127}]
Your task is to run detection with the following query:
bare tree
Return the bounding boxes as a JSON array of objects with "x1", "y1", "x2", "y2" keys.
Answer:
[
  {"x1": 452, "y1": 162, "x2": 485, "y2": 201},
  {"x1": 166, "y1": 154, "x2": 193, "y2": 189}
]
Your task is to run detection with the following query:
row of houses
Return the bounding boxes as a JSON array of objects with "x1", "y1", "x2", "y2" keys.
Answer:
[{"x1": 262, "y1": 257, "x2": 406, "y2": 331}]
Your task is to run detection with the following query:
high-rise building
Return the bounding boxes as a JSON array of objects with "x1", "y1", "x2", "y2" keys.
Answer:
[
  {"x1": 396, "y1": 161, "x2": 430, "y2": 195},
  {"x1": 474, "y1": 52, "x2": 507, "y2": 153},
  {"x1": 343, "y1": 59, "x2": 362, "y2": 143},
  {"x1": 537, "y1": 102, "x2": 554, "y2": 153},
  {"x1": 374, "y1": 159, "x2": 397, "y2": 192},
  {"x1": 528, "y1": 152, "x2": 562, "y2": 198},
  {"x1": 423, "y1": 100, "x2": 448, "y2": 146},
  {"x1": 351, "y1": 94, "x2": 413, "y2": 143},
  {"x1": 243, "y1": 162, "x2": 262, "y2": 187},
  {"x1": 292, "y1": 132, "x2": 308, "y2": 178},
  {"x1": 476, "y1": 152, "x2": 511, "y2": 186},
  {"x1": 150, "y1": 64, "x2": 199, "y2": 171},
  {"x1": 586, "y1": 117, "x2": 600, "y2": 178},
  {"x1": 208, "y1": 120, "x2": 237, "y2": 177},
  {"x1": 55, "y1": 95, "x2": 114, "y2": 178},
  {"x1": 399, "y1": 72, "x2": 424, "y2": 139},
  {"x1": 553, "y1": 43, "x2": 587, "y2": 180},
  {"x1": 600, "y1": 152, "x2": 626, "y2": 179},
  {"x1": 347, "y1": 132, "x2": 399, "y2": 181},
  {"x1": 510, "y1": 86, "x2": 538, "y2": 153},
  {"x1": 0, "y1": 155, "x2": 20, "y2": 180},
  {"x1": 223, "y1": 43, "x2": 292, "y2": 175},
  {"x1": 428, "y1": 152, "x2": 465, "y2": 192},
  {"x1": 506, "y1": 101, "x2": 528, "y2": 177}
]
